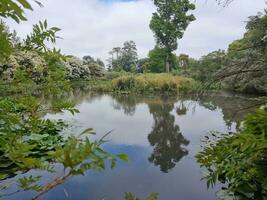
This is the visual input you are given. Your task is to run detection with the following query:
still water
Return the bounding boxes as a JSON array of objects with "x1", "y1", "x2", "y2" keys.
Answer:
[{"x1": 5, "y1": 91, "x2": 258, "y2": 200}]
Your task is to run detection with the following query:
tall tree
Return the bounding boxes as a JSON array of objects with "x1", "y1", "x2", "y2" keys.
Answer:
[
  {"x1": 107, "y1": 41, "x2": 138, "y2": 72},
  {"x1": 148, "y1": 47, "x2": 177, "y2": 73},
  {"x1": 121, "y1": 41, "x2": 138, "y2": 72},
  {"x1": 150, "y1": 0, "x2": 195, "y2": 73}
]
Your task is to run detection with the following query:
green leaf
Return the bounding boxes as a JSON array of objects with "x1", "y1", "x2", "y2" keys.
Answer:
[
  {"x1": 117, "y1": 154, "x2": 129, "y2": 161},
  {"x1": 80, "y1": 128, "x2": 96, "y2": 136},
  {"x1": 17, "y1": 0, "x2": 33, "y2": 10},
  {"x1": 44, "y1": 19, "x2": 47, "y2": 29}
]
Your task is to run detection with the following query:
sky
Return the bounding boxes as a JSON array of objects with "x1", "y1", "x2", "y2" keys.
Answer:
[{"x1": 6, "y1": 0, "x2": 266, "y2": 62}]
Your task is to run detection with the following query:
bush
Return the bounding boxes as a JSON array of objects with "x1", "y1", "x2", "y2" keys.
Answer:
[
  {"x1": 111, "y1": 73, "x2": 195, "y2": 93},
  {"x1": 196, "y1": 108, "x2": 267, "y2": 199},
  {"x1": 87, "y1": 63, "x2": 105, "y2": 77}
]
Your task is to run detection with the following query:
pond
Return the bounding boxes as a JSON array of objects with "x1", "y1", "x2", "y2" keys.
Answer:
[{"x1": 3, "y1": 91, "x2": 258, "y2": 200}]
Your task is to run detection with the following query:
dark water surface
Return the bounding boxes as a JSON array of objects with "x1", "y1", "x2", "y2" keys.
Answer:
[{"x1": 5, "y1": 91, "x2": 258, "y2": 200}]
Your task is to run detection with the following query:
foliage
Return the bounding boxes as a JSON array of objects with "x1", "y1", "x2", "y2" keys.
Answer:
[
  {"x1": 0, "y1": 96, "x2": 128, "y2": 199},
  {"x1": 189, "y1": 11, "x2": 267, "y2": 94},
  {"x1": 150, "y1": 0, "x2": 195, "y2": 72},
  {"x1": 196, "y1": 108, "x2": 267, "y2": 199},
  {"x1": 83, "y1": 55, "x2": 105, "y2": 68},
  {"x1": 24, "y1": 20, "x2": 61, "y2": 52},
  {"x1": 111, "y1": 73, "x2": 196, "y2": 94},
  {"x1": 87, "y1": 63, "x2": 105, "y2": 77},
  {"x1": 0, "y1": 97, "x2": 67, "y2": 180},
  {"x1": 178, "y1": 50, "x2": 227, "y2": 83},
  {"x1": 178, "y1": 11, "x2": 267, "y2": 94},
  {"x1": 64, "y1": 56, "x2": 91, "y2": 80},
  {"x1": 0, "y1": 1, "x2": 130, "y2": 199},
  {"x1": 108, "y1": 41, "x2": 138, "y2": 72},
  {"x1": 83, "y1": 55, "x2": 105, "y2": 77},
  {"x1": 0, "y1": 21, "x2": 12, "y2": 62},
  {"x1": 125, "y1": 192, "x2": 158, "y2": 200},
  {"x1": 215, "y1": 11, "x2": 267, "y2": 94},
  {"x1": 0, "y1": 0, "x2": 42, "y2": 23},
  {"x1": 136, "y1": 58, "x2": 150, "y2": 73},
  {"x1": 148, "y1": 47, "x2": 177, "y2": 73}
]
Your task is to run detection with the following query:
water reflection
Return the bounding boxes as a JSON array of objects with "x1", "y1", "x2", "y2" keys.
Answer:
[
  {"x1": 111, "y1": 95, "x2": 138, "y2": 116},
  {"x1": 1, "y1": 90, "x2": 261, "y2": 199},
  {"x1": 147, "y1": 102, "x2": 189, "y2": 173},
  {"x1": 196, "y1": 94, "x2": 258, "y2": 129},
  {"x1": 176, "y1": 102, "x2": 187, "y2": 116}
]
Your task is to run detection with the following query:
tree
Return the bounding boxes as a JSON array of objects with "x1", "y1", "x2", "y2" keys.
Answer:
[
  {"x1": 82, "y1": 55, "x2": 95, "y2": 64},
  {"x1": 136, "y1": 58, "x2": 150, "y2": 73},
  {"x1": 107, "y1": 41, "x2": 138, "y2": 72},
  {"x1": 0, "y1": 20, "x2": 12, "y2": 62},
  {"x1": 149, "y1": 0, "x2": 195, "y2": 73},
  {"x1": 121, "y1": 41, "x2": 138, "y2": 72},
  {"x1": 82, "y1": 55, "x2": 105, "y2": 77},
  {"x1": 148, "y1": 47, "x2": 177, "y2": 73},
  {"x1": 214, "y1": 11, "x2": 267, "y2": 94},
  {"x1": 83, "y1": 55, "x2": 105, "y2": 67},
  {"x1": 177, "y1": 54, "x2": 189, "y2": 68},
  {"x1": 108, "y1": 47, "x2": 122, "y2": 71}
]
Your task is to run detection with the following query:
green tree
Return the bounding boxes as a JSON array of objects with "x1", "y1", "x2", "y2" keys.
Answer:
[
  {"x1": 149, "y1": 0, "x2": 195, "y2": 73},
  {"x1": 137, "y1": 58, "x2": 150, "y2": 73},
  {"x1": 215, "y1": 11, "x2": 267, "y2": 94},
  {"x1": 177, "y1": 54, "x2": 189, "y2": 68},
  {"x1": 108, "y1": 41, "x2": 138, "y2": 72},
  {"x1": 148, "y1": 47, "x2": 177, "y2": 73},
  {"x1": 83, "y1": 55, "x2": 105, "y2": 67},
  {"x1": 121, "y1": 40, "x2": 138, "y2": 72},
  {"x1": 0, "y1": 20, "x2": 12, "y2": 62}
]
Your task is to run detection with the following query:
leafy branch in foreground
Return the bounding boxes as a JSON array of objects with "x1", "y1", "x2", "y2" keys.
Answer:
[
  {"x1": 24, "y1": 20, "x2": 61, "y2": 52},
  {"x1": 31, "y1": 133, "x2": 128, "y2": 200},
  {"x1": 196, "y1": 108, "x2": 267, "y2": 199},
  {"x1": 0, "y1": 96, "x2": 128, "y2": 199},
  {"x1": 0, "y1": 0, "x2": 42, "y2": 23}
]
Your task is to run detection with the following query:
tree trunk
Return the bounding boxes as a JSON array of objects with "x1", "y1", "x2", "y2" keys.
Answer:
[{"x1": 166, "y1": 53, "x2": 170, "y2": 73}]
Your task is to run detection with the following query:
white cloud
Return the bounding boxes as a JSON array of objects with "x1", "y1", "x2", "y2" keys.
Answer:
[{"x1": 6, "y1": 0, "x2": 266, "y2": 62}]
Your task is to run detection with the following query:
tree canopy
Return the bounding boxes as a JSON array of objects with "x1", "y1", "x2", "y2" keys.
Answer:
[
  {"x1": 108, "y1": 40, "x2": 138, "y2": 72},
  {"x1": 150, "y1": 0, "x2": 195, "y2": 73}
]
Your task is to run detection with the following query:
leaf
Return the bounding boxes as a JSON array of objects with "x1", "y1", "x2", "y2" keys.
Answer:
[
  {"x1": 145, "y1": 193, "x2": 159, "y2": 200},
  {"x1": 80, "y1": 128, "x2": 96, "y2": 136},
  {"x1": 44, "y1": 19, "x2": 47, "y2": 29},
  {"x1": 117, "y1": 154, "x2": 128, "y2": 161},
  {"x1": 17, "y1": 0, "x2": 33, "y2": 10},
  {"x1": 51, "y1": 27, "x2": 61, "y2": 32}
]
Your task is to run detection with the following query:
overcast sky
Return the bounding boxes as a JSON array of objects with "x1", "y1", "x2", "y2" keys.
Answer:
[{"x1": 6, "y1": 0, "x2": 266, "y2": 61}]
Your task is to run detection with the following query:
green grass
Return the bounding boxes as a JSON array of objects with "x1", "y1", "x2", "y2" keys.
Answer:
[{"x1": 87, "y1": 73, "x2": 199, "y2": 94}]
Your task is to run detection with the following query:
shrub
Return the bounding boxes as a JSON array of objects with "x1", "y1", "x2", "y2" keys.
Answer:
[
  {"x1": 111, "y1": 73, "x2": 195, "y2": 93},
  {"x1": 196, "y1": 108, "x2": 267, "y2": 199}
]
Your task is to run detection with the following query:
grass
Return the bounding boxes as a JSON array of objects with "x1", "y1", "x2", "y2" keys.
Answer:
[
  {"x1": 1, "y1": 73, "x2": 201, "y2": 95},
  {"x1": 86, "y1": 73, "x2": 200, "y2": 94}
]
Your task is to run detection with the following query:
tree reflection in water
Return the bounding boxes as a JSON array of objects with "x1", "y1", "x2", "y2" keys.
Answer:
[{"x1": 147, "y1": 102, "x2": 189, "y2": 173}]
